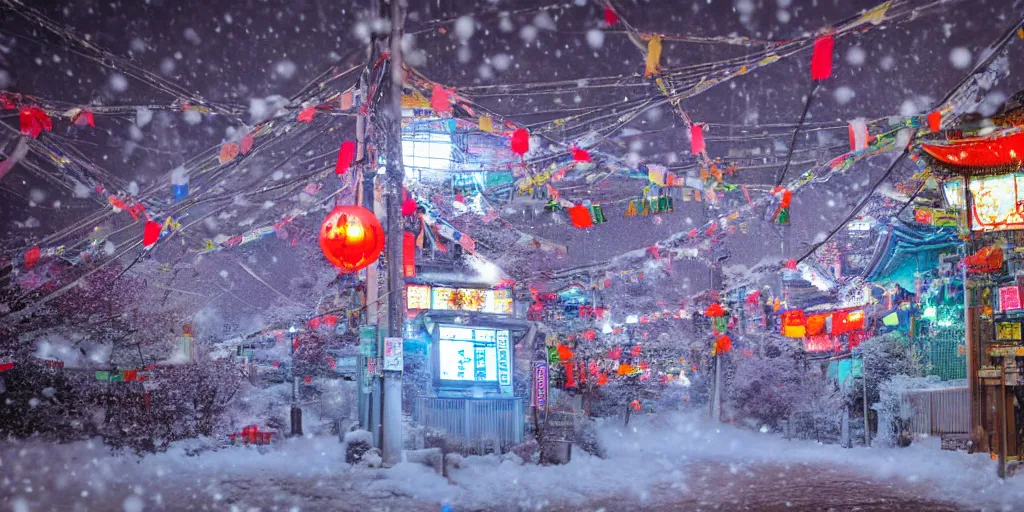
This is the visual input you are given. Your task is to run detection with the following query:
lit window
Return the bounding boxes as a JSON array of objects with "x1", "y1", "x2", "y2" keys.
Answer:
[{"x1": 402, "y1": 130, "x2": 453, "y2": 173}]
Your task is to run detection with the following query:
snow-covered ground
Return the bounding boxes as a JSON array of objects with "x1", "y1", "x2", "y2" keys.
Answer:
[{"x1": 1, "y1": 412, "x2": 1017, "y2": 511}]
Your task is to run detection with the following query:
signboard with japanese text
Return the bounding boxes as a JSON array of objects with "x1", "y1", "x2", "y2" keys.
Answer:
[
  {"x1": 436, "y1": 324, "x2": 513, "y2": 396},
  {"x1": 406, "y1": 285, "x2": 513, "y2": 314},
  {"x1": 532, "y1": 362, "x2": 548, "y2": 407},
  {"x1": 1000, "y1": 285, "x2": 1022, "y2": 311}
]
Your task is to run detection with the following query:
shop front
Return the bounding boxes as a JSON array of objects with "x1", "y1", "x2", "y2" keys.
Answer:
[{"x1": 401, "y1": 284, "x2": 537, "y2": 452}]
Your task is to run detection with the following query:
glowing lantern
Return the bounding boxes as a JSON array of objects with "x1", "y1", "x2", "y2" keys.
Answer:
[
  {"x1": 318, "y1": 205, "x2": 385, "y2": 273},
  {"x1": 511, "y1": 128, "x2": 530, "y2": 156}
]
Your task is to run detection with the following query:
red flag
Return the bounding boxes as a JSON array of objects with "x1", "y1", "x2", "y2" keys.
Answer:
[
  {"x1": 604, "y1": 5, "x2": 619, "y2": 26},
  {"x1": 142, "y1": 220, "x2": 162, "y2": 248},
  {"x1": 431, "y1": 84, "x2": 451, "y2": 114},
  {"x1": 336, "y1": 141, "x2": 356, "y2": 175},
  {"x1": 557, "y1": 344, "x2": 575, "y2": 361},
  {"x1": 19, "y1": 107, "x2": 52, "y2": 138},
  {"x1": 690, "y1": 124, "x2": 705, "y2": 155},
  {"x1": 715, "y1": 335, "x2": 732, "y2": 354},
  {"x1": 72, "y1": 111, "x2": 95, "y2": 127},
  {"x1": 240, "y1": 133, "x2": 254, "y2": 154},
  {"x1": 810, "y1": 35, "x2": 834, "y2": 81},
  {"x1": 297, "y1": 106, "x2": 315, "y2": 123},
  {"x1": 927, "y1": 111, "x2": 942, "y2": 132},
  {"x1": 511, "y1": 128, "x2": 530, "y2": 156},
  {"x1": 568, "y1": 204, "x2": 594, "y2": 228},
  {"x1": 24, "y1": 246, "x2": 40, "y2": 269}
]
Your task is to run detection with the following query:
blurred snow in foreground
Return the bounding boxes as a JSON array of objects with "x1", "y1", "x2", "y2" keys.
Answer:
[{"x1": 0, "y1": 412, "x2": 1016, "y2": 511}]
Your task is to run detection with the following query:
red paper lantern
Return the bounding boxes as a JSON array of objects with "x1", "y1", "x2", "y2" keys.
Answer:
[
  {"x1": 715, "y1": 335, "x2": 732, "y2": 354},
  {"x1": 705, "y1": 302, "x2": 725, "y2": 317},
  {"x1": 511, "y1": 128, "x2": 530, "y2": 156},
  {"x1": 319, "y1": 205, "x2": 385, "y2": 273},
  {"x1": 571, "y1": 147, "x2": 591, "y2": 162}
]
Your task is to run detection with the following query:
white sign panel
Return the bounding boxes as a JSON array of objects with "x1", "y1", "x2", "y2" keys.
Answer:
[{"x1": 383, "y1": 337, "x2": 404, "y2": 372}]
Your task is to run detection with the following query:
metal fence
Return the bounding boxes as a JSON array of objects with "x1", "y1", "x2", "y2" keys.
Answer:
[
  {"x1": 412, "y1": 397, "x2": 524, "y2": 449},
  {"x1": 904, "y1": 387, "x2": 970, "y2": 436}
]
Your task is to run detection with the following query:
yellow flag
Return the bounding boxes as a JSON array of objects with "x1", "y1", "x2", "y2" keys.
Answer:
[
  {"x1": 645, "y1": 35, "x2": 663, "y2": 78},
  {"x1": 479, "y1": 115, "x2": 494, "y2": 133},
  {"x1": 861, "y1": 1, "x2": 891, "y2": 25}
]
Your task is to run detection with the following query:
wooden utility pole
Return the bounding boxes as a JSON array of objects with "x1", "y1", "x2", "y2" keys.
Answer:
[{"x1": 379, "y1": 0, "x2": 406, "y2": 466}]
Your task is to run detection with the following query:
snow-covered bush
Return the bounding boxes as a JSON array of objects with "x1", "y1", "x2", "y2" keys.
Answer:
[
  {"x1": 726, "y1": 336, "x2": 814, "y2": 429},
  {"x1": 872, "y1": 374, "x2": 942, "y2": 447}
]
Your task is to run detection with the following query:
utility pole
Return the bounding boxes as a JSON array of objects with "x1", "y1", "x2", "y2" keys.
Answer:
[{"x1": 379, "y1": 0, "x2": 406, "y2": 466}]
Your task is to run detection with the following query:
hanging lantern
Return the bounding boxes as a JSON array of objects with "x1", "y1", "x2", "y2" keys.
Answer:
[
  {"x1": 705, "y1": 302, "x2": 725, "y2": 317},
  {"x1": 714, "y1": 335, "x2": 732, "y2": 355},
  {"x1": 572, "y1": 147, "x2": 591, "y2": 162},
  {"x1": 927, "y1": 111, "x2": 942, "y2": 132},
  {"x1": 810, "y1": 35, "x2": 834, "y2": 81},
  {"x1": 318, "y1": 205, "x2": 385, "y2": 273},
  {"x1": 511, "y1": 128, "x2": 530, "y2": 156}
]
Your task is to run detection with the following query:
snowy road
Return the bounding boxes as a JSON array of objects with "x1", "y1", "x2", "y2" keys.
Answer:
[{"x1": 2, "y1": 412, "x2": 1012, "y2": 511}]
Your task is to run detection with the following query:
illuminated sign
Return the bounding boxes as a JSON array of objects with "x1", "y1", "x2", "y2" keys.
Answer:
[
  {"x1": 968, "y1": 174, "x2": 1024, "y2": 231},
  {"x1": 407, "y1": 284, "x2": 432, "y2": 310},
  {"x1": 437, "y1": 325, "x2": 511, "y2": 385},
  {"x1": 1001, "y1": 286, "x2": 1022, "y2": 312},
  {"x1": 406, "y1": 286, "x2": 513, "y2": 314}
]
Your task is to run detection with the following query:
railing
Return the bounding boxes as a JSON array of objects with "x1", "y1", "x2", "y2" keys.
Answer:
[
  {"x1": 412, "y1": 397, "x2": 524, "y2": 450},
  {"x1": 904, "y1": 387, "x2": 970, "y2": 436}
]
